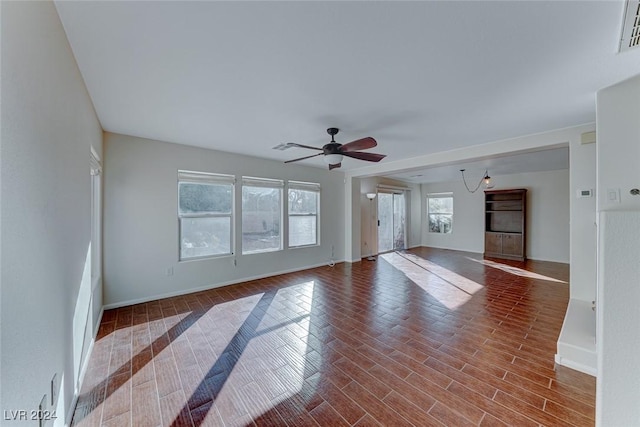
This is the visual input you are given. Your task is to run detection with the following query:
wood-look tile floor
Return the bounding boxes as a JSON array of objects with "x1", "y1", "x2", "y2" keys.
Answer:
[{"x1": 72, "y1": 248, "x2": 595, "y2": 427}]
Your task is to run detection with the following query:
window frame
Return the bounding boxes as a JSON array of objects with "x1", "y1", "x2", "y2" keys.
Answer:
[
  {"x1": 178, "y1": 170, "x2": 235, "y2": 261},
  {"x1": 241, "y1": 176, "x2": 284, "y2": 255},
  {"x1": 427, "y1": 192, "x2": 453, "y2": 234},
  {"x1": 287, "y1": 181, "x2": 321, "y2": 248}
]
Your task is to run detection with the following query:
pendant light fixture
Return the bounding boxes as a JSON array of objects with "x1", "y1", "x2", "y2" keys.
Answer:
[{"x1": 460, "y1": 169, "x2": 493, "y2": 193}]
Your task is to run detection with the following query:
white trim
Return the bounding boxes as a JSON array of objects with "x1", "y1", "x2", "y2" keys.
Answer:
[
  {"x1": 67, "y1": 306, "x2": 104, "y2": 426},
  {"x1": 242, "y1": 176, "x2": 285, "y2": 188},
  {"x1": 418, "y1": 245, "x2": 568, "y2": 264},
  {"x1": 90, "y1": 145, "x2": 101, "y2": 162},
  {"x1": 526, "y1": 255, "x2": 570, "y2": 264},
  {"x1": 377, "y1": 184, "x2": 409, "y2": 192},
  {"x1": 90, "y1": 150, "x2": 102, "y2": 176},
  {"x1": 178, "y1": 170, "x2": 235, "y2": 185},
  {"x1": 103, "y1": 260, "x2": 345, "y2": 309},
  {"x1": 77, "y1": 307, "x2": 103, "y2": 391},
  {"x1": 555, "y1": 353, "x2": 597, "y2": 377},
  {"x1": 288, "y1": 180, "x2": 321, "y2": 191},
  {"x1": 346, "y1": 122, "x2": 589, "y2": 178},
  {"x1": 426, "y1": 192, "x2": 453, "y2": 198},
  {"x1": 420, "y1": 244, "x2": 483, "y2": 254}
]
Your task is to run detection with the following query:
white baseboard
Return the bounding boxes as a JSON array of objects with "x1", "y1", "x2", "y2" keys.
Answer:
[
  {"x1": 66, "y1": 306, "x2": 104, "y2": 426},
  {"x1": 419, "y1": 244, "x2": 483, "y2": 254},
  {"x1": 104, "y1": 260, "x2": 345, "y2": 309},
  {"x1": 418, "y1": 245, "x2": 569, "y2": 264},
  {"x1": 555, "y1": 299, "x2": 597, "y2": 377},
  {"x1": 526, "y1": 256, "x2": 570, "y2": 264},
  {"x1": 555, "y1": 353, "x2": 597, "y2": 376},
  {"x1": 78, "y1": 307, "x2": 104, "y2": 389}
]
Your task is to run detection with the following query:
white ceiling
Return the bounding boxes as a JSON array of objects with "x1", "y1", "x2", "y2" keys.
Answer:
[{"x1": 55, "y1": 1, "x2": 640, "y2": 174}]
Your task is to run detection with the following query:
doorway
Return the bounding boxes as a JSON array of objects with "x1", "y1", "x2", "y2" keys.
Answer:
[{"x1": 377, "y1": 191, "x2": 406, "y2": 253}]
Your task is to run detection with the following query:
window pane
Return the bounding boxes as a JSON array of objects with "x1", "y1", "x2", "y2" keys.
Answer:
[
  {"x1": 289, "y1": 216, "x2": 317, "y2": 247},
  {"x1": 378, "y1": 193, "x2": 394, "y2": 252},
  {"x1": 179, "y1": 182, "x2": 232, "y2": 214},
  {"x1": 428, "y1": 214, "x2": 452, "y2": 233},
  {"x1": 428, "y1": 196, "x2": 453, "y2": 214},
  {"x1": 288, "y1": 189, "x2": 318, "y2": 214},
  {"x1": 242, "y1": 186, "x2": 281, "y2": 253},
  {"x1": 180, "y1": 217, "x2": 231, "y2": 258},
  {"x1": 393, "y1": 193, "x2": 406, "y2": 250}
]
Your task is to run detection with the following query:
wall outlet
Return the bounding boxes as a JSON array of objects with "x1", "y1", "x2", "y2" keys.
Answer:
[
  {"x1": 50, "y1": 373, "x2": 58, "y2": 406},
  {"x1": 166, "y1": 267, "x2": 173, "y2": 276}
]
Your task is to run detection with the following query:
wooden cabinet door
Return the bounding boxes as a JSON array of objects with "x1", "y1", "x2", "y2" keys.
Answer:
[
  {"x1": 485, "y1": 232, "x2": 502, "y2": 254},
  {"x1": 502, "y1": 234, "x2": 523, "y2": 257}
]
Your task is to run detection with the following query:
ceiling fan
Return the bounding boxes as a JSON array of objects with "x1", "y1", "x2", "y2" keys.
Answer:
[{"x1": 275, "y1": 128, "x2": 386, "y2": 170}]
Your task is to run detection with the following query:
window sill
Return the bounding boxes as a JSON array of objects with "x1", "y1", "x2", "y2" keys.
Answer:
[
  {"x1": 288, "y1": 243, "x2": 320, "y2": 250},
  {"x1": 242, "y1": 247, "x2": 283, "y2": 256},
  {"x1": 179, "y1": 253, "x2": 234, "y2": 263}
]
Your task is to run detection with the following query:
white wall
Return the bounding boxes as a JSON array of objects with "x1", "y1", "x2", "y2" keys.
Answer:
[
  {"x1": 345, "y1": 176, "x2": 362, "y2": 262},
  {"x1": 569, "y1": 132, "x2": 597, "y2": 302},
  {"x1": 553, "y1": 126, "x2": 598, "y2": 376},
  {"x1": 596, "y1": 75, "x2": 640, "y2": 212},
  {"x1": 421, "y1": 169, "x2": 570, "y2": 263},
  {"x1": 103, "y1": 132, "x2": 345, "y2": 307},
  {"x1": 1, "y1": 1, "x2": 103, "y2": 424},
  {"x1": 596, "y1": 211, "x2": 640, "y2": 426},
  {"x1": 595, "y1": 74, "x2": 640, "y2": 426}
]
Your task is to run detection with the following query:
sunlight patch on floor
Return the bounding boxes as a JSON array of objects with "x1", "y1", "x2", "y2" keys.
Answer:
[
  {"x1": 381, "y1": 252, "x2": 484, "y2": 310},
  {"x1": 467, "y1": 257, "x2": 567, "y2": 283},
  {"x1": 181, "y1": 281, "x2": 315, "y2": 424}
]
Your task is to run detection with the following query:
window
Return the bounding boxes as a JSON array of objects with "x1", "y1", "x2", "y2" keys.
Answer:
[
  {"x1": 288, "y1": 181, "x2": 320, "y2": 247},
  {"x1": 178, "y1": 171, "x2": 234, "y2": 260},
  {"x1": 242, "y1": 177, "x2": 283, "y2": 254},
  {"x1": 427, "y1": 193, "x2": 453, "y2": 233}
]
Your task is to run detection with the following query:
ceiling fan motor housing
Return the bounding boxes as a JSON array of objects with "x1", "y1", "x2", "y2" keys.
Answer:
[{"x1": 323, "y1": 142, "x2": 342, "y2": 154}]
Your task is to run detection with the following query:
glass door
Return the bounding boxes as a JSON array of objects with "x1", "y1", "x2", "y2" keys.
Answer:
[
  {"x1": 378, "y1": 191, "x2": 406, "y2": 253},
  {"x1": 393, "y1": 192, "x2": 406, "y2": 250}
]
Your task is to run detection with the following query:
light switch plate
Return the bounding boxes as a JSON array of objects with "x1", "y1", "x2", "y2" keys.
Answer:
[{"x1": 607, "y1": 188, "x2": 621, "y2": 203}]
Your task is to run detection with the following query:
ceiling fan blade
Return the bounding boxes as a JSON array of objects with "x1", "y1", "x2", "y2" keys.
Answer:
[
  {"x1": 340, "y1": 137, "x2": 377, "y2": 152},
  {"x1": 329, "y1": 162, "x2": 342, "y2": 170},
  {"x1": 343, "y1": 151, "x2": 386, "y2": 162},
  {"x1": 284, "y1": 153, "x2": 323, "y2": 163},
  {"x1": 286, "y1": 143, "x2": 323, "y2": 151}
]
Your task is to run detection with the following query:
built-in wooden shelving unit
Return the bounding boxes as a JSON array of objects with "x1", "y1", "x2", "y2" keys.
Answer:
[{"x1": 484, "y1": 189, "x2": 527, "y2": 260}]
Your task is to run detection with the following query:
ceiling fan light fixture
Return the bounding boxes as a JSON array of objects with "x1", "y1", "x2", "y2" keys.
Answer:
[{"x1": 323, "y1": 153, "x2": 343, "y2": 165}]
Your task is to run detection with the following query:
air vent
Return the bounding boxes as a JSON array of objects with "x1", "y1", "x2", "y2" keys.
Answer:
[
  {"x1": 620, "y1": 0, "x2": 640, "y2": 52},
  {"x1": 272, "y1": 143, "x2": 292, "y2": 151}
]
